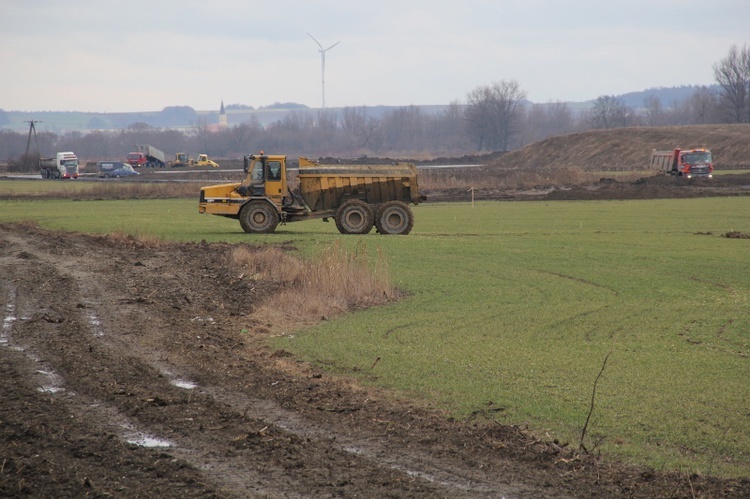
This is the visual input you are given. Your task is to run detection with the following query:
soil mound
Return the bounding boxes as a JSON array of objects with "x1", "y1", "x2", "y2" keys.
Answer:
[{"x1": 489, "y1": 124, "x2": 750, "y2": 172}]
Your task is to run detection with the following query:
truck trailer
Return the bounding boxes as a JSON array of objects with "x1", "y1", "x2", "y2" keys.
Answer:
[
  {"x1": 39, "y1": 151, "x2": 79, "y2": 179},
  {"x1": 199, "y1": 153, "x2": 424, "y2": 234},
  {"x1": 650, "y1": 147, "x2": 713, "y2": 178}
]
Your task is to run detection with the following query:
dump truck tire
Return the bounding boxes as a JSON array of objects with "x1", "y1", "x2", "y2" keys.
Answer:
[
  {"x1": 335, "y1": 199, "x2": 374, "y2": 234},
  {"x1": 375, "y1": 201, "x2": 413, "y2": 235},
  {"x1": 239, "y1": 201, "x2": 279, "y2": 234}
]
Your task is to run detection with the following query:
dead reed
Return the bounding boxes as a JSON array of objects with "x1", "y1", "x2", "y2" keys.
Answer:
[{"x1": 229, "y1": 241, "x2": 395, "y2": 326}]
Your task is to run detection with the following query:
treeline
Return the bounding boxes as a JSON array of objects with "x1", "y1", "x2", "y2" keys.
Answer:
[
  {"x1": 0, "y1": 91, "x2": 726, "y2": 168},
  {"x1": 3, "y1": 44, "x2": 747, "y2": 169}
]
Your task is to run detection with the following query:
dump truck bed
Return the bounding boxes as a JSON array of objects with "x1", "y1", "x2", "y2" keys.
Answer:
[{"x1": 297, "y1": 163, "x2": 421, "y2": 212}]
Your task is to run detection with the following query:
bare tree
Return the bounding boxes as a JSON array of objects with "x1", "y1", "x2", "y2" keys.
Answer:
[
  {"x1": 341, "y1": 106, "x2": 381, "y2": 151},
  {"x1": 590, "y1": 95, "x2": 634, "y2": 129},
  {"x1": 427, "y1": 101, "x2": 470, "y2": 152},
  {"x1": 381, "y1": 106, "x2": 425, "y2": 152},
  {"x1": 643, "y1": 96, "x2": 667, "y2": 126},
  {"x1": 688, "y1": 86, "x2": 720, "y2": 124},
  {"x1": 522, "y1": 101, "x2": 574, "y2": 145},
  {"x1": 315, "y1": 109, "x2": 338, "y2": 135},
  {"x1": 713, "y1": 44, "x2": 750, "y2": 123},
  {"x1": 191, "y1": 117, "x2": 213, "y2": 154},
  {"x1": 465, "y1": 80, "x2": 527, "y2": 151},
  {"x1": 225, "y1": 119, "x2": 262, "y2": 157}
]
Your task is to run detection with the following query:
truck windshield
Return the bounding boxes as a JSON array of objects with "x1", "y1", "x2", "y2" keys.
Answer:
[
  {"x1": 682, "y1": 152, "x2": 711, "y2": 164},
  {"x1": 62, "y1": 160, "x2": 78, "y2": 167}
]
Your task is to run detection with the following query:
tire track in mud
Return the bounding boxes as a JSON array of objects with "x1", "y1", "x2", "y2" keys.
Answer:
[
  {"x1": 0, "y1": 228, "x2": 526, "y2": 498},
  {"x1": 0, "y1": 234, "x2": 325, "y2": 497}
]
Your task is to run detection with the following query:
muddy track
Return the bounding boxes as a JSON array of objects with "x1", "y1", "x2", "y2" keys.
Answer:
[{"x1": 1, "y1": 224, "x2": 747, "y2": 498}]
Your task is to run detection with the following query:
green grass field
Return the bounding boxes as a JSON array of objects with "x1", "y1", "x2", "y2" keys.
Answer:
[{"x1": 1, "y1": 190, "x2": 748, "y2": 478}]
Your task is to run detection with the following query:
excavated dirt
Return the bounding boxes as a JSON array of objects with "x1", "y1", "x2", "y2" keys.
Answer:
[
  {"x1": 2, "y1": 223, "x2": 750, "y2": 498},
  {"x1": 422, "y1": 171, "x2": 750, "y2": 203}
]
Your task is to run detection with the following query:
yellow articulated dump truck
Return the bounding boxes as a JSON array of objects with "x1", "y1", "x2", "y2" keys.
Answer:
[{"x1": 198, "y1": 153, "x2": 425, "y2": 234}]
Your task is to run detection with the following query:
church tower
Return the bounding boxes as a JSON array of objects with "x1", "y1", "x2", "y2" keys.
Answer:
[{"x1": 219, "y1": 99, "x2": 227, "y2": 128}]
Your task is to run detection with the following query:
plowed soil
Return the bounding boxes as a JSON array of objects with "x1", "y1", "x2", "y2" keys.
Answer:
[{"x1": 2, "y1": 223, "x2": 749, "y2": 498}]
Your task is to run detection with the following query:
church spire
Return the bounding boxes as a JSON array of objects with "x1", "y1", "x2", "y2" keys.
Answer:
[{"x1": 219, "y1": 99, "x2": 227, "y2": 128}]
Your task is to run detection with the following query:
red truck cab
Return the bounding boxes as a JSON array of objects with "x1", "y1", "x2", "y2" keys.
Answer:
[{"x1": 127, "y1": 152, "x2": 147, "y2": 168}]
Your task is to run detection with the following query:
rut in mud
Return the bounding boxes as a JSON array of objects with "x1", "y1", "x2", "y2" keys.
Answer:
[{"x1": 1, "y1": 223, "x2": 748, "y2": 498}]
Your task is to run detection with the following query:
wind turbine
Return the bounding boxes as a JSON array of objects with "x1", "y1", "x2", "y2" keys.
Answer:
[{"x1": 307, "y1": 32, "x2": 340, "y2": 109}]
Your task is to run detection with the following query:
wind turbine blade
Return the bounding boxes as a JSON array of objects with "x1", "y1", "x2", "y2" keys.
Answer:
[
  {"x1": 307, "y1": 32, "x2": 324, "y2": 50},
  {"x1": 325, "y1": 41, "x2": 341, "y2": 51}
]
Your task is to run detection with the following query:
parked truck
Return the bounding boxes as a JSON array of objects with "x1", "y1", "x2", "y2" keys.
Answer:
[
  {"x1": 198, "y1": 153, "x2": 424, "y2": 234},
  {"x1": 127, "y1": 144, "x2": 166, "y2": 168},
  {"x1": 170, "y1": 153, "x2": 220, "y2": 168},
  {"x1": 650, "y1": 147, "x2": 713, "y2": 178},
  {"x1": 39, "y1": 151, "x2": 79, "y2": 179}
]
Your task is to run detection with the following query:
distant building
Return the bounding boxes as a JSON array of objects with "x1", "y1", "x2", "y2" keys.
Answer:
[
  {"x1": 206, "y1": 100, "x2": 229, "y2": 132},
  {"x1": 219, "y1": 100, "x2": 227, "y2": 129}
]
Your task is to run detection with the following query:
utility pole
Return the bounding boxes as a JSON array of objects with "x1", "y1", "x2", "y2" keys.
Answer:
[{"x1": 24, "y1": 120, "x2": 41, "y2": 169}]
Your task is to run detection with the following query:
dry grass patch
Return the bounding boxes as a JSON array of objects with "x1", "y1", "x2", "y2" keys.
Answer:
[
  {"x1": 103, "y1": 229, "x2": 170, "y2": 248},
  {"x1": 230, "y1": 241, "x2": 396, "y2": 328},
  {"x1": 0, "y1": 181, "x2": 201, "y2": 199}
]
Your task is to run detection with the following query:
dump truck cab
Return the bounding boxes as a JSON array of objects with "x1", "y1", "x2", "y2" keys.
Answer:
[
  {"x1": 198, "y1": 153, "x2": 290, "y2": 233},
  {"x1": 241, "y1": 153, "x2": 287, "y2": 204}
]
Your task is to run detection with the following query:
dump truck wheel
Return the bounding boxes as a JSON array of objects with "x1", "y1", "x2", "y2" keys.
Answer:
[
  {"x1": 239, "y1": 201, "x2": 279, "y2": 234},
  {"x1": 375, "y1": 201, "x2": 413, "y2": 235},
  {"x1": 335, "y1": 199, "x2": 374, "y2": 234}
]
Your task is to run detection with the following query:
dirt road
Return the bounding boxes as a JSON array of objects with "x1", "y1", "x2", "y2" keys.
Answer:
[{"x1": 1, "y1": 220, "x2": 748, "y2": 497}]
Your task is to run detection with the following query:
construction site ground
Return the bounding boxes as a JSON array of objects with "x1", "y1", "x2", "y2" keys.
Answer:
[{"x1": 2, "y1": 134, "x2": 750, "y2": 496}]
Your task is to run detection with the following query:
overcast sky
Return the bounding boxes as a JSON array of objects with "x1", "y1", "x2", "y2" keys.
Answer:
[{"x1": 2, "y1": 0, "x2": 748, "y2": 113}]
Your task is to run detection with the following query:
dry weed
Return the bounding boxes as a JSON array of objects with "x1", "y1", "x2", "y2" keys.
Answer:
[
  {"x1": 105, "y1": 230, "x2": 167, "y2": 248},
  {"x1": 230, "y1": 241, "x2": 395, "y2": 328}
]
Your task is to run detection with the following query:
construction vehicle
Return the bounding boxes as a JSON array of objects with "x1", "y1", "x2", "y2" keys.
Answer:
[
  {"x1": 127, "y1": 144, "x2": 166, "y2": 168},
  {"x1": 170, "y1": 153, "x2": 220, "y2": 168},
  {"x1": 198, "y1": 153, "x2": 424, "y2": 234},
  {"x1": 650, "y1": 147, "x2": 713, "y2": 178},
  {"x1": 39, "y1": 151, "x2": 79, "y2": 179}
]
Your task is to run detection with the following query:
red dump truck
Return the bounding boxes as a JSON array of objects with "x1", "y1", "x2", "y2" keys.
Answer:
[
  {"x1": 650, "y1": 147, "x2": 713, "y2": 178},
  {"x1": 199, "y1": 153, "x2": 424, "y2": 234},
  {"x1": 127, "y1": 144, "x2": 166, "y2": 168}
]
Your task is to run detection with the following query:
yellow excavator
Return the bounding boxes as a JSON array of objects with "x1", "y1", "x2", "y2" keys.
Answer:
[{"x1": 170, "y1": 153, "x2": 220, "y2": 168}]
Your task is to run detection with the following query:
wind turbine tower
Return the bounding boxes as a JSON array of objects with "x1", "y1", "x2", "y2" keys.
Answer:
[{"x1": 307, "y1": 32, "x2": 340, "y2": 109}]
